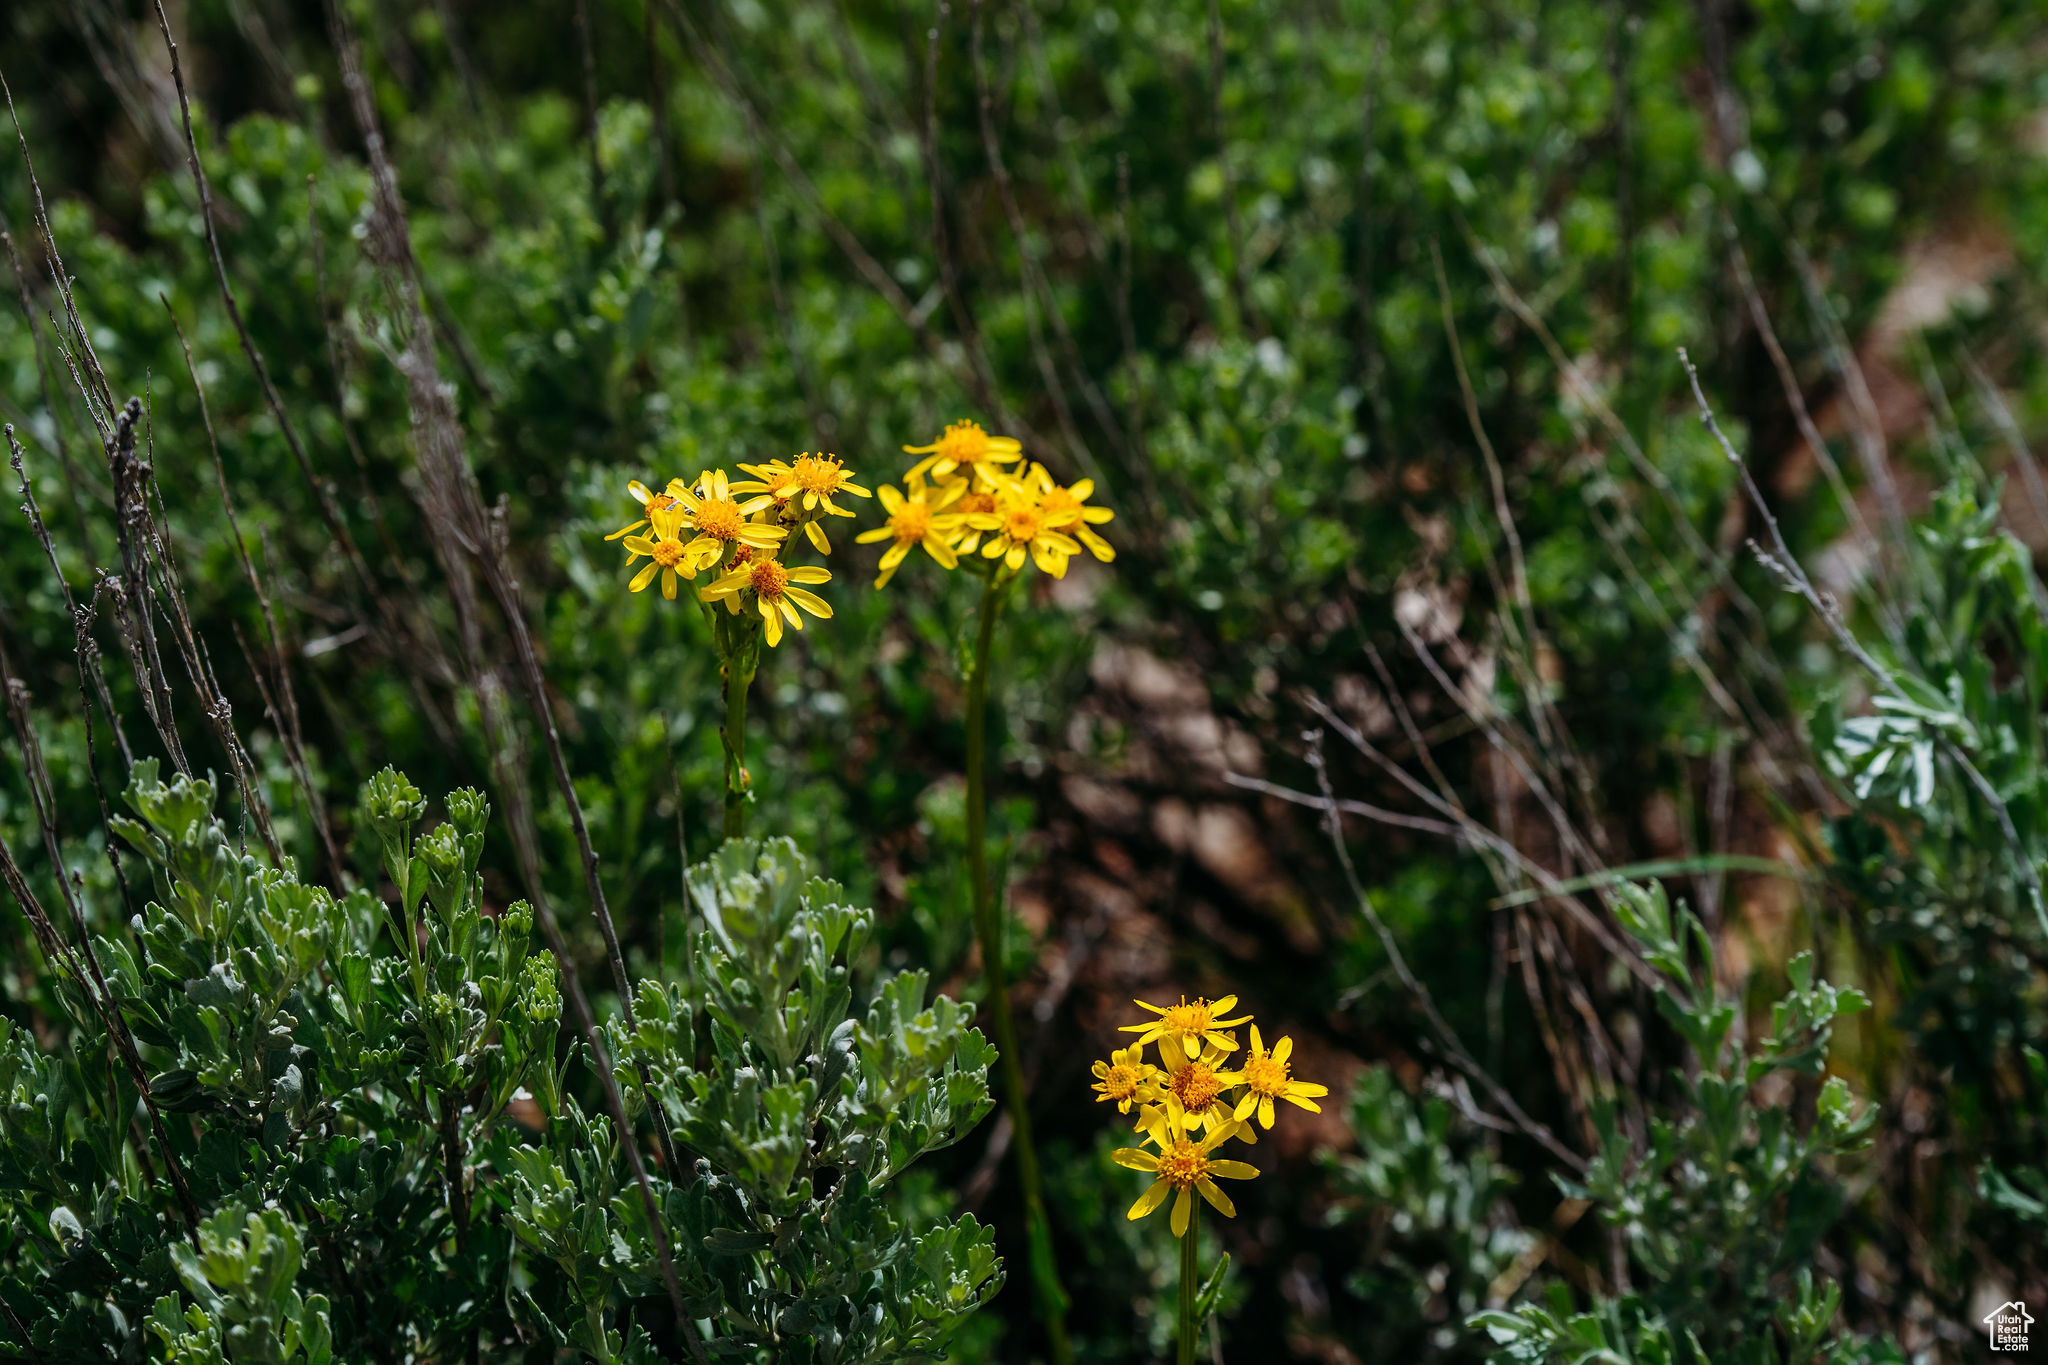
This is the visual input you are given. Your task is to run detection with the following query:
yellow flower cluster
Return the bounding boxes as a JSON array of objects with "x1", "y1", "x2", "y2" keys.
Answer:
[
  {"x1": 858, "y1": 419, "x2": 1116, "y2": 587},
  {"x1": 610, "y1": 458, "x2": 867, "y2": 647},
  {"x1": 1092, "y1": 995, "x2": 1328, "y2": 1238}
]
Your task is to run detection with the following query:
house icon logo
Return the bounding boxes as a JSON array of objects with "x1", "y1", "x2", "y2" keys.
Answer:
[{"x1": 1986, "y1": 1300, "x2": 2033, "y2": 1352}]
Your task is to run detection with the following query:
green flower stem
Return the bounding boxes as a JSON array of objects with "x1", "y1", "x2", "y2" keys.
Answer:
[
  {"x1": 721, "y1": 650, "x2": 752, "y2": 840},
  {"x1": 964, "y1": 567, "x2": 1072, "y2": 1365},
  {"x1": 1178, "y1": 1202, "x2": 1200, "y2": 1365}
]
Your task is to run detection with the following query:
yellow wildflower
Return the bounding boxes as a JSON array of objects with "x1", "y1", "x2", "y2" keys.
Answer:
[
  {"x1": 1024, "y1": 464, "x2": 1116, "y2": 563},
  {"x1": 1114, "y1": 1097, "x2": 1259, "y2": 1238},
  {"x1": 742, "y1": 453, "x2": 873, "y2": 554},
  {"x1": 1233, "y1": 1025, "x2": 1329, "y2": 1129},
  {"x1": 901, "y1": 419, "x2": 1022, "y2": 487},
  {"x1": 1158, "y1": 1039, "x2": 1248, "y2": 1137},
  {"x1": 855, "y1": 481, "x2": 967, "y2": 587},
  {"x1": 969, "y1": 484, "x2": 1081, "y2": 577},
  {"x1": 698, "y1": 555, "x2": 833, "y2": 648},
  {"x1": 621, "y1": 505, "x2": 696, "y2": 601},
  {"x1": 951, "y1": 488, "x2": 999, "y2": 555},
  {"x1": 605, "y1": 478, "x2": 687, "y2": 541},
  {"x1": 761, "y1": 453, "x2": 872, "y2": 516},
  {"x1": 1119, "y1": 994, "x2": 1252, "y2": 1059},
  {"x1": 1090, "y1": 1043, "x2": 1161, "y2": 1115},
  {"x1": 675, "y1": 469, "x2": 787, "y2": 571}
]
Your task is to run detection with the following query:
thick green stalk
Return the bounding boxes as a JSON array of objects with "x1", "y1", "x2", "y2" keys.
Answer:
[
  {"x1": 721, "y1": 653, "x2": 750, "y2": 839},
  {"x1": 1178, "y1": 1202, "x2": 1200, "y2": 1365},
  {"x1": 965, "y1": 569, "x2": 1072, "y2": 1365}
]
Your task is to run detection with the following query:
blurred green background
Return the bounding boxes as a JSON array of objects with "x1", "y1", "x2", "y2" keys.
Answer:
[{"x1": 6, "y1": 0, "x2": 2048, "y2": 1359}]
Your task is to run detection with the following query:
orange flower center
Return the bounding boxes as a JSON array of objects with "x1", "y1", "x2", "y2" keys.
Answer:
[
  {"x1": 789, "y1": 453, "x2": 849, "y2": 495},
  {"x1": 1039, "y1": 487, "x2": 1081, "y2": 520},
  {"x1": 729, "y1": 546, "x2": 756, "y2": 568},
  {"x1": 1002, "y1": 506, "x2": 1043, "y2": 542},
  {"x1": 959, "y1": 491, "x2": 997, "y2": 515},
  {"x1": 648, "y1": 493, "x2": 678, "y2": 512},
  {"x1": 891, "y1": 502, "x2": 934, "y2": 544},
  {"x1": 1159, "y1": 1000, "x2": 1217, "y2": 1038},
  {"x1": 1170, "y1": 1062, "x2": 1226, "y2": 1113},
  {"x1": 695, "y1": 498, "x2": 746, "y2": 542},
  {"x1": 1154, "y1": 1140, "x2": 1213, "y2": 1190},
  {"x1": 1242, "y1": 1053, "x2": 1289, "y2": 1098},
  {"x1": 748, "y1": 558, "x2": 789, "y2": 601},
  {"x1": 651, "y1": 540, "x2": 686, "y2": 569},
  {"x1": 1100, "y1": 1063, "x2": 1145, "y2": 1102},
  {"x1": 937, "y1": 421, "x2": 991, "y2": 463}
]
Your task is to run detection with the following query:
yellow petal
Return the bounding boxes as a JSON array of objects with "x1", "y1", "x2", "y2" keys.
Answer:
[
  {"x1": 1273, "y1": 1036, "x2": 1292, "y2": 1065},
  {"x1": 761, "y1": 601, "x2": 784, "y2": 647},
  {"x1": 788, "y1": 565, "x2": 831, "y2": 584},
  {"x1": 661, "y1": 569, "x2": 678, "y2": 601},
  {"x1": 786, "y1": 587, "x2": 832, "y2": 618},
  {"x1": 1197, "y1": 1179, "x2": 1236, "y2": 1218},
  {"x1": 1128, "y1": 1181, "x2": 1170, "y2": 1221},
  {"x1": 1169, "y1": 1188, "x2": 1192, "y2": 1239},
  {"x1": 1112, "y1": 1147, "x2": 1159, "y2": 1173},
  {"x1": 1206, "y1": 1160, "x2": 1259, "y2": 1180},
  {"x1": 854, "y1": 527, "x2": 893, "y2": 544},
  {"x1": 629, "y1": 563, "x2": 659, "y2": 592},
  {"x1": 806, "y1": 521, "x2": 831, "y2": 554}
]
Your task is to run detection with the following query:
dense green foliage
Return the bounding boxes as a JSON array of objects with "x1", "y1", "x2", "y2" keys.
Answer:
[
  {"x1": 5, "y1": 757, "x2": 996, "y2": 1359},
  {"x1": 5, "y1": 0, "x2": 2048, "y2": 1358}
]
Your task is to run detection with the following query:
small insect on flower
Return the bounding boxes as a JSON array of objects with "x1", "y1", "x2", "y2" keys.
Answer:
[
  {"x1": 1233, "y1": 1025, "x2": 1329, "y2": 1130},
  {"x1": 605, "y1": 478, "x2": 687, "y2": 541},
  {"x1": 855, "y1": 480, "x2": 968, "y2": 587},
  {"x1": 675, "y1": 469, "x2": 788, "y2": 571},
  {"x1": 1091, "y1": 1043, "x2": 1162, "y2": 1115},
  {"x1": 901, "y1": 419, "x2": 1023, "y2": 488},
  {"x1": 1114, "y1": 1096, "x2": 1259, "y2": 1238},
  {"x1": 698, "y1": 555, "x2": 833, "y2": 648},
  {"x1": 620, "y1": 502, "x2": 697, "y2": 601},
  {"x1": 1120, "y1": 994, "x2": 1253, "y2": 1059}
]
